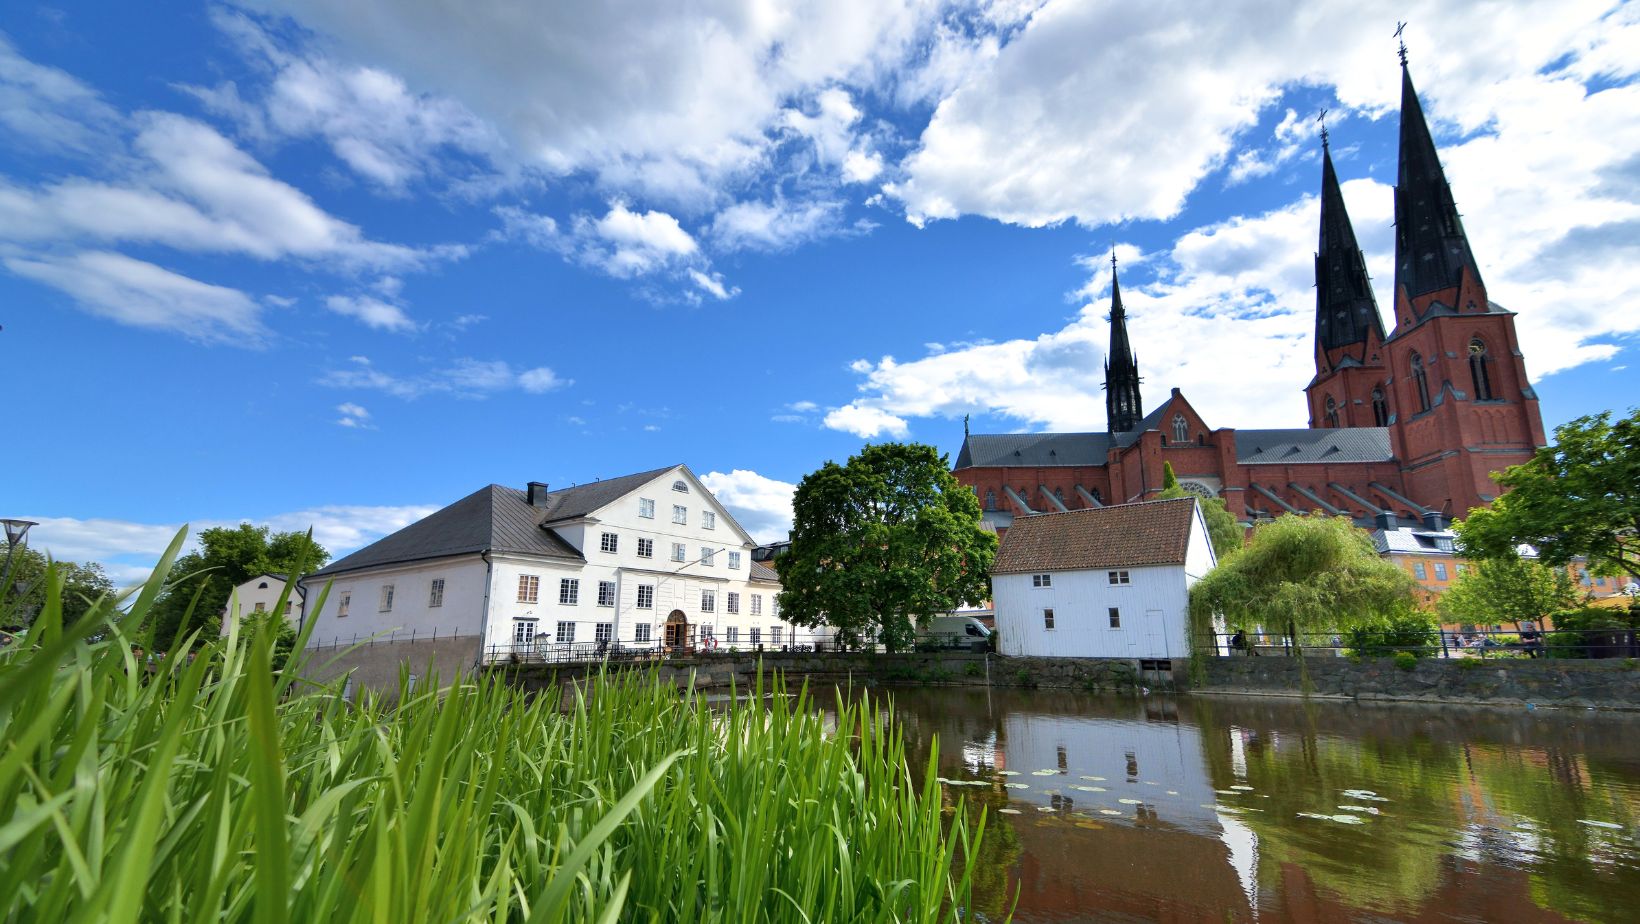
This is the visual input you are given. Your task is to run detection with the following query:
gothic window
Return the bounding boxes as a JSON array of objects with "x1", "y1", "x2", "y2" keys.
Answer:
[
  {"x1": 1371, "y1": 389, "x2": 1388, "y2": 427},
  {"x1": 1172, "y1": 414, "x2": 1188, "y2": 443},
  {"x1": 983, "y1": 489, "x2": 996, "y2": 511},
  {"x1": 1054, "y1": 487, "x2": 1065, "y2": 505},
  {"x1": 1323, "y1": 396, "x2": 1339, "y2": 429},
  {"x1": 1410, "y1": 353, "x2": 1431, "y2": 413},
  {"x1": 1468, "y1": 338, "x2": 1493, "y2": 401}
]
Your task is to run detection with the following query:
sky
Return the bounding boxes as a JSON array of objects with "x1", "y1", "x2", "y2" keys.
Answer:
[{"x1": 5, "y1": 0, "x2": 1638, "y2": 584}]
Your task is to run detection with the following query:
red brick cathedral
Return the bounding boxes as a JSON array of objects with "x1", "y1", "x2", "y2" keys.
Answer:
[{"x1": 954, "y1": 56, "x2": 1546, "y2": 533}]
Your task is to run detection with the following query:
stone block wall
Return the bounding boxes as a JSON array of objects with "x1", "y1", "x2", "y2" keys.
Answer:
[{"x1": 1200, "y1": 655, "x2": 1640, "y2": 710}]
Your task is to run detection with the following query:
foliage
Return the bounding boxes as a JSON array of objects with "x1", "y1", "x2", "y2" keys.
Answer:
[
  {"x1": 1188, "y1": 514, "x2": 1418, "y2": 652},
  {"x1": 1, "y1": 546, "x2": 113, "y2": 628},
  {"x1": 1157, "y1": 469, "x2": 1244, "y2": 563},
  {"x1": 1393, "y1": 651, "x2": 1418, "y2": 671},
  {"x1": 149, "y1": 523, "x2": 329, "y2": 647},
  {"x1": 0, "y1": 531, "x2": 987, "y2": 922},
  {"x1": 1543, "y1": 606, "x2": 1637, "y2": 659},
  {"x1": 1458, "y1": 408, "x2": 1640, "y2": 577},
  {"x1": 1162, "y1": 461, "x2": 1182, "y2": 491},
  {"x1": 1438, "y1": 552, "x2": 1578, "y2": 632},
  {"x1": 1345, "y1": 611, "x2": 1440, "y2": 658},
  {"x1": 780, "y1": 443, "x2": 997, "y2": 652}
]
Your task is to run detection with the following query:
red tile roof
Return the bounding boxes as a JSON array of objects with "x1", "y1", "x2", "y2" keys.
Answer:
[{"x1": 991, "y1": 496, "x2": 1198, "y2": 574}]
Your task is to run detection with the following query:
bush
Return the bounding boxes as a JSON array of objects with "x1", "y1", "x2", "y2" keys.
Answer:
[
  {"x1": 1393, "y1": 651, "x2": 1418, "y2": 671},
  {"x1": 1545, "y1": 606, "x2": 1636, "y2": 659},
  {"x1": 1345, "y1": 611, "x2": 1440, "y2": 658},
  {"x1": 963, "y1": 661, "x2": 983, "y2": 678}
]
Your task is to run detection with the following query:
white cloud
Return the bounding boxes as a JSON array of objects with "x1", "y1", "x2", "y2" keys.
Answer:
[
  {"x1": 701, "y1": 469, "x2": 797, "y2": 544},
  {"x1": 324, "y1": 294, "x2": 419, "y2": 332},
  {"x1": 789, "y1": 400, "x2": 819, "y2": 412},
  {"x1": 0, "y1": 32, "x2": 121, "y2": 153},
  {"x1": 823, "y1": 404, "x2": 912, "y2": 439},
  {"x1": 320, "y1": 355, "x2": 572, "y2": 398},
  {"x1": 709, "y1": 198, "x2": 845, "y2": 252},
  {"x1": 518, "y1": 367, "x2": 569, "y2": 393},
  {"x1": 584, "y1": 202, "x2": 698, "y2": 276},
  {"x1": 335, "y1": 402, "x2": 372, "y2": 428}
]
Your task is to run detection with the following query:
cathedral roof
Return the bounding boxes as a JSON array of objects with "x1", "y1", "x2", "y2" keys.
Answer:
[
  {"x1": 1234, "y1": 428, "x2": 1393, "y2": 464},
  {"x1": 1394, "y1": 62, "x2": 1484, "y2": 301},
  {"x1": 1316, "y1": 141, "x2": 1386, "y2": 354},
  {"x1": 955, "y1": 432, "x2": 1110, "y2": 468}
]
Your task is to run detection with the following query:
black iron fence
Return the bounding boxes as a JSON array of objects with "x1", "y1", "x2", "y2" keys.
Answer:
[{"x1": 1207, "y1": 626, "x2": 1639, "y2": 660}]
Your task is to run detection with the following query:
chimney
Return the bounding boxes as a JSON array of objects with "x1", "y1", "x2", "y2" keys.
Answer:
[
  {"x1": 527, "y1": 482, "x2": 550, "y2": 507},
  {"x1": 1375, "y1": 511, "x2": 1400, "y2": 530},
  {"x1": 1422, "y1": 511, "x2": 1445, "y2": 531}
]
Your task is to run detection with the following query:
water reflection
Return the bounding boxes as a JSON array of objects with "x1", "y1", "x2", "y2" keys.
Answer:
[{"x1": 862, "y1": 688, "x2": 1640, "y2": 923}]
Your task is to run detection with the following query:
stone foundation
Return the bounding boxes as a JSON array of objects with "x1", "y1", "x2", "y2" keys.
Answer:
[{"x1": 1198, "y1": 654, "x2": 1640, "y2": 710}]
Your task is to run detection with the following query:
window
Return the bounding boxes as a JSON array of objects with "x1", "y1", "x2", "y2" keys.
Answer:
[
  {"x1": 637, "y1": 537, "x2": 654, "y2": 558},
  {"x1": 728, "y1": 551, "x2": 741, "y2": 570},
  {"x1": 379, "y1": 584, "x2": 395, "y2": 612},
  {"x1": 701, "y1": 590, "x2": 716, "y2": 612},
  {"x1": 671, "y1": 543, "x2": 686, "y2": 562},
  {"x1": 429, "y1": 578, "x2": 444, "y2": 608},
  {"x1": 1032, "y1": 573, "x2": 1052, "y2": 588},
  {"x1": 1469, "y1": 338, "x2": 1493, "y2": 400},
  {"x1": 771, "y1": 626, "x2": 783, "y2": 645},
  {"x1": 338, "y1": 592, "x2": 351, "y2": 618},
  {"x1": 556, "y1": 621, "x2": 575, "y2": 644},
  {"x1": 699, "y1": 625, "x2": 715, "y2": 642},
  {"x1": 636, "y1": 585, "x2": 654, "y2": 609},
  {"x1": 703, "y1": 511, "x2": 716, "y2": 530},
  {"x1": 1108, "y1": 607, "x2": 1121, "y2": 629},
  {"x1": 1372, "y1": 389, "x2": 1389, "y2": 427},
  {"x1": 258, "y1": 581, "x2": 269, "y2": 589},
  {"x1": 1043, "y1": 608, "x2": 1056, "y2": 630},
  {"x1": 518, "y1": 574, "x2": 539, "y2": 604},
  {"x1": 749, "y1": 628, "x2": 762, "y2": 646},
  {"x1": 771, "y1": 597, "x2": 780, "y2": 617},
  {"x1": 513, "y1": 619, "x2": 538, "y2": 646},
  {"x1": 726, "y1": 627, "x2": 740, "y2": 645},
  {"x1": 1433, "y1": 563, "x2": 1448, "y2": 581},
  {"x1": 597, "y1": 581, "x2": 616, "y2": 607},
  {"x1": 751, "y1": 594, "x2": 763, "y2": 616},
  {"x1": 727, "y1": 592, "x2": 740, "y2": 614},
  {"x1": 600, "y1": 532, "x2": 618, "y2": 553},
  {"x1": 254, "y1": 601, "x2": 266, "y2": 612},
  {"x1": 635, "y1": 623, "x2": 651, "y2": 643},
  {"x1": 1108, "y1": 570, "x2": 1131, "y2": 586},
  {"x1": 700, "y1": 547, "x2": 715, "y2": 566},
  {"x1": 1173, "y1": 414, "x2": 1189, "y2": 443},
  {"x1": 559, "y1": 578, "x2": 579, "y2": 605},
  {"x1": 672, "y1": 479, "x2": 689, "y2": 493},
  {"x1": 1411, "y1": 353, "x2": 1431, "y2": 413},
  {"x1": 983, "y1": 489, "x2": 996, "y2": 511},
  {"x1": 638, "y1": 498, "x2": 656, "y2": 518},
  {"x1": 595, "y1": 623, "x2": 613, "y2": 645},
  {"x1": 285, "y1": 600, "x2": 292, "y2": 614},
  {"x1": 1324, "y1": 395, "x2": 1338, "y2": 428},
  {"x1": 673, "y1": 505, "x2": 687, "y2": 525},
  {"x1": 1414, "y1": 562, "x2": 1428, "y2": 580}
]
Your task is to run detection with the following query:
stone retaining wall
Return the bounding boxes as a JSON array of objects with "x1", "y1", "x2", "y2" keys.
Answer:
[{"x1": 1199, "y1": 654, "x2": 1640, "y2": 710}]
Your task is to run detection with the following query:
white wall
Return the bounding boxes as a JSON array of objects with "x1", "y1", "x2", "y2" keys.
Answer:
[
  {"x1": 995, "y1": 563, "x2": 1193, "y2": 659},
  {"x1": 220, "y1": 575, "x2": 303, "y2": 634},
  {"x1": 300, "y1": 555, "x2": 490, "y2": 649}
]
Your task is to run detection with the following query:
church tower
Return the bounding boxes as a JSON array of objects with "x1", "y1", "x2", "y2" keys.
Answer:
[
  {"x1": 1306, "y1": 129, "x2": 1389, "y2": 430},
  {"x1": 1383, "y1": 50, "x2": 1546, "y2": 518},
  {"x1": 1103, "y1": 255, "x2": 1144, "y2": 433}
]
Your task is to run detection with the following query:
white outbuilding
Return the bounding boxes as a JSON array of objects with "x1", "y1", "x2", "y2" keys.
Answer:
[
  {"x1": 991, "y1": 496, "x2": 1217, "y2": 661},
  {"x1": 220, "y1": 573, "x2": 303, "y2": 634}
]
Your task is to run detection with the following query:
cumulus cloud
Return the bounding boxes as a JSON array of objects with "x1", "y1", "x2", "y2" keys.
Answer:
[
  {"x1": 498, "y1": 201, "x2": 738, "y2": 300},
  {"x1": 823, "y1": 404, "x2": 912, "y2": 439},
  {"x1": 709, "y1": 198, "x2": 846, "y2": 252},
  {"x1": 0, "y1": 32, "x2": 121, "y2": 154},
  {"x1": 700, "y1": 469, "x2": 797, "y2": 544},
  {"x1": 324, "y1": 294, "x2": 419, "y2": 332},
  {"x1": 320, "y1": 355, "x2": 571, "y2": 399},
  {"x1": 335, "y1": 402, "x2": 372, "y2": 428}
]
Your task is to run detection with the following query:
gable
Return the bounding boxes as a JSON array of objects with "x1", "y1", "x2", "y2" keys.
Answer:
[
  {"x1": 992, "y1": 497, "x2": 1197, "y2": 574},
  {"x1": 584, "y1": 464, "x2": 760, "y2": 548}
]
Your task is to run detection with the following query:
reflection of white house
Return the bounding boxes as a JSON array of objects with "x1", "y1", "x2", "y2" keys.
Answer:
[
  {"x1": 221, "y1": 573, "x2": 303, "y2": 634},
  {"x1": 991, "y1": 497, "x2": 1216, "y2": 660}
]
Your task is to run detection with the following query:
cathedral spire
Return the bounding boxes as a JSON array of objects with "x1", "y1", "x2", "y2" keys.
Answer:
[
  {"x1": 1103, "y1": 252, "x2": 1144, "y2": 433},
  {"x1": 1393, "y1": 57, "x2": 1484, "y2": 305},
  {"x1": 1315, "y1": 135, "x2": 1386, "y2": 365}
]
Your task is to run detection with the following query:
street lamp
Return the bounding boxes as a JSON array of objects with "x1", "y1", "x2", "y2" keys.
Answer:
[{"x1": 2, "y1": 518, "x2": 38, "y2": 598}]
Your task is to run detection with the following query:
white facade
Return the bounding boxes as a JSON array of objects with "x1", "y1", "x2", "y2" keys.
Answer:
[
  {"x1": 993, "y1": 503, "x2": 1216, "y2": 660},
  {"x1": 220, "y1": 574, "x2": 303, "y2": 634},
  {"x1": 301, "y1": 556, "x2": 488, "y2": 648}
]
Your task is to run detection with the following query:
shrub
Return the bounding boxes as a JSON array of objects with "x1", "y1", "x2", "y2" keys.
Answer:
[
  {"x1": 1013, "y1": 667, "x2": 1036, "y2": 687},
  {"x1": 1393, "y1": 651, "x2": 1418, "y2": 671},
  {"x1": 963, "y1": 661, "x2": 983, "y2": 678},
  {"x1": 1345, "y1": 611, "x2": 1440, "y2": 658}
]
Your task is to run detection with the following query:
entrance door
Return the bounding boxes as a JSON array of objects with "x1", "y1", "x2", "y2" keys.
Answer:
[
  {"x1": 663, "y1": 610, "x2": 689, "y2": 651},
  {"x1": 1143, "y1": 609, "x2": 1167, "y2": 658}
]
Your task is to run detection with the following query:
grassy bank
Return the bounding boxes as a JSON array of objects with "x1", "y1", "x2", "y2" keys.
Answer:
[{"x1": 0, "y1": 537, "x2": 988, "y2": 922}]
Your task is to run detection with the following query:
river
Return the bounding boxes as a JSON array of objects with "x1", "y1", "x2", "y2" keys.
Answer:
[{"x1": 866, "y1": 687, "x2": 1640, "y2": 922}]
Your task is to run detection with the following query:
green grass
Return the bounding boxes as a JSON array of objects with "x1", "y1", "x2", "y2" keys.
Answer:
[{"x1": 0, "y1": 535, "x2": 990, "y2": 922}]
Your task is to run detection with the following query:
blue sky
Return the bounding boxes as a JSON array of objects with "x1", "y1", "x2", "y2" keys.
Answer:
[{"x1": 6, "y1": 1, "x2": 1638, "y2": 582}]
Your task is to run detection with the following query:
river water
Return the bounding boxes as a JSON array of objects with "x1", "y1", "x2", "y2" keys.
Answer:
[{"x1": 874, "y1": 687, "x2": 1640, "y2": 922}]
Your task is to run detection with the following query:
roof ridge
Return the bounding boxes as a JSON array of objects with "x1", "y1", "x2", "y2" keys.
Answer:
[{"x1": 1020, "y1": 495, "x2": 1195, "y2": 520}]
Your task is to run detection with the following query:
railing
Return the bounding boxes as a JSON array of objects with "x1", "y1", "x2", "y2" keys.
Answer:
[
  {"x1": 484, "y1": 632, "x2": 992, "y2": 666},
  {"x1": 1205, "y1": 626, "x2": 1639, "y2": 660}
]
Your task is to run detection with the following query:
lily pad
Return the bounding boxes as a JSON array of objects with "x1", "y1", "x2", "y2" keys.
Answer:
[
  {"x1": 1005, "y1": 782, "x2": 1029, "y2": 790},
  {"x1": 1118, "y1": 798, "x2": 1144, "y2": 805},
  {"x1": 1079, "y1": 776, "x2": 1106, "y2": 782},
  {"x1": 1230, "y1": 785, "x2": 1254, "y2": 791},
  {"x1": 1166, "y1": 790, "x2": 1180, "y2": 796},
  {"x1": 1099, "y1": 809, "x2": 1123, "y2": 816},
  {"x1": 1579, "y1": 819, "x2": 1623, "y2": 830},
  {"x1": 997, "y1": 770, "x2": 1021, "y2": 776},
  {"x1": 1036, "y1": 805, "x2": 1057, "y2": 813},
  {"x1": 997, "y1": 808, "x2": 1023, "y2": 815},
  {"x1": 1031, "y1": 769, "x2": 1058, "y2": 776},
  {"x1": 1337, "y1": 805, "x2": 1381, "y2": 815},
  {"x1": 1072, "y1": 785, "x2": 1107, "y2": 793}
]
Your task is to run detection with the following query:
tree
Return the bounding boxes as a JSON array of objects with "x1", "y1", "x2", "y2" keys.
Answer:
[
  {"x1": 149, "y1": 524, "x2": 329, "y2": 648},
  {"x1": 779, "y1": 443, "x2": 997, "y2": 651},
  {"x1": 1458, "y1": 409, "x2": 1640, "y2": 577},
  {"x1": 1188, "y1": 513, "x2": 1417, "y2": 650},
  {"x1": 1438, "y1": 553, "x2": 1577, "y2": 632},
  {"x1": 1157, "y1": 462, "x2": 1244, "y2": 562},
  {"x1": 2, "y1": 547, "x2": 114, "y2": 629}
]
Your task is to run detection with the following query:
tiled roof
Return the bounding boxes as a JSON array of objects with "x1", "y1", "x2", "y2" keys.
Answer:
[
  {"x1": 955, "y1": 432, "x2": 1111, "y2": 468},
  {"x1": 991, "y1": 496, "x2": 1198, "y2": 574},
  {"x1": 1234, "y1": 428, "x2": 1393, "y2": 464},
  {"x1": 749, "y1": 560, "x2": 780, "y2": 583}
]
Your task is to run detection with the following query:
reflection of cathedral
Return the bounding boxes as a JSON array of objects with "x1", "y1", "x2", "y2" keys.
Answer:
[{"x1": 954, "y1": 56, "x2": 1546, "y2": 533}]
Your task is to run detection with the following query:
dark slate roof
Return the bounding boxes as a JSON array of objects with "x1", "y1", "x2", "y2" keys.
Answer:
[
  {"x1": 1394, "y1": 63, "x2": 1484, "y2": 301},
  {"x1": 1234, "y1": 427, "x2": 1393, "y2": 464},
  {"x1": 955, "y1": 432, "x2": 1112, "y2": 468},
  {"x1": 749, "y1": 560, "x2": 780, "y2": 583},
  {"x1": 306, "y1": 466, "x2": 678, "y2": 579},
  {"x1": 992, "y1": 497, "x2": 1198, "y2": 574},
  {"x1": 1111, "y1": 403, "x2": 1173, "y2": 447}
]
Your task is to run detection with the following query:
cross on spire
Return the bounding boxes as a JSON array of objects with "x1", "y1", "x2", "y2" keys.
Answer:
[
  {"x1": 1318, "y1": 108, "x2": 1329, "y2": 149},
  {"x1": 1395, "y1": 22, "x2": 1408, "y2": 66}
]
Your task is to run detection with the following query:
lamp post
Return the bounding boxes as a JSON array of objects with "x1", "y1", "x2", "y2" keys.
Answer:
[{"x1": 2, "y1": 518, "x2": 39, "y2": 598}]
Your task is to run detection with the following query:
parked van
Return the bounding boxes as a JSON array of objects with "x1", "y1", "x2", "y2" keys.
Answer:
[{"x1": 917, "y1": 615, "x2": 993, "y2": 649}]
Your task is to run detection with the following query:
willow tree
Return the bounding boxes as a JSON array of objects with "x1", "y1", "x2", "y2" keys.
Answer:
[{"x1": 1188, "y1": 513, "x2": 1416, "y2": 651}]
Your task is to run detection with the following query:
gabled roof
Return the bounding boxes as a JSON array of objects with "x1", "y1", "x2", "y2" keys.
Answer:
[
  {"x1": 1234, "y1": 428, "x2": 1393, "y2": 464},
  {"x1": 1111, "y1": 403, "x2": 1174, "y2": 447},
  {"x1": 532, "y1": 466, "x2": 679, "y2": 523},
  {"x1": 992, "y1": 496, "x2": 1199, "y2": 574},
  {"x1": 955, "y1": 432, "x2": 1111, "y2": 468},
  {"x1": 749, "y1": 560, "x2": 780, "y2": 583}
]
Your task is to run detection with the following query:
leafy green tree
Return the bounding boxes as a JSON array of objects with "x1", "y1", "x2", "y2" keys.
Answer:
[
  {"x1": 1, "y1": 547, "x2": 114, "y2": 628},
  {"x1": 1438, "y1": 552, "x2": 1577, "y2": 632},
  {"x1": 1459, "y1": 409, "x2": 1640, "y2": 578},
  {"x1": 1344, "y1": 610, "x2": 1440, "y2": 658},
  {"x1": 149, "y1": 524, "x2": 328, "y2": 648},
  {"x1": 779, "y1": 443, "x2": 997, "y2": 651},
  {"x1": 1188, "y1": 513, "x2": 1417, "y2": 651},
  {"x1": 1157, "y1": 462, "x2": 1244, "y2": 562}
]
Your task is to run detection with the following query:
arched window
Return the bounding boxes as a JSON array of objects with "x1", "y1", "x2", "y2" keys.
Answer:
[
  {"x1": 1323, "y1": 395, "x2": 1339, "y2": 428},
  {"x1": 1410, "y1": 353, "x2": 1431, "y2": 413},
  {"x1": 983, "y1": 489, "x2": 996, "y2": 511},
  {"x1": 1468, "y1": 338, "x2": 1493, "y2": 400},
  {"x1": 1053, "y1": 487, "x2": 1065, "y2": 505},
  {"x1": 1371, "y1": 389, "x2": 1388, "y2": 427},
  {"x1": 1172, "y1": 414, "x2": 1188, "y2": 443}
]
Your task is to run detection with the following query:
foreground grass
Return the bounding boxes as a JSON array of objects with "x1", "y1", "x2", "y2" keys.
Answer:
[{"x1": 0, "y1": 539, "x2": 987, "y2": 922}]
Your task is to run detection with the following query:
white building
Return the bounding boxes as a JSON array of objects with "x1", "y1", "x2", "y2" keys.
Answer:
[
  {"x1": 991, "y1": 496, "x2": 1217, "y2": 661},
  {"x1": 220, "y1": 573, "x2": 303, "y2": 634},
  {"x1": 299, "y1": 464, "x2": 806, "y2": 675}
]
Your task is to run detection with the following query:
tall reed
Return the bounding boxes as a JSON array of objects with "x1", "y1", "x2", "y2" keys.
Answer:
[{"x1": 0, "y1": 530, "x2": 989, "y2": 922}]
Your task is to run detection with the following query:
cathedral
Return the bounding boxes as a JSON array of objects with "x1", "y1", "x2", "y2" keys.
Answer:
[{"x1": 953, "y1": 55, "x2": 1547, "y2": 533}]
